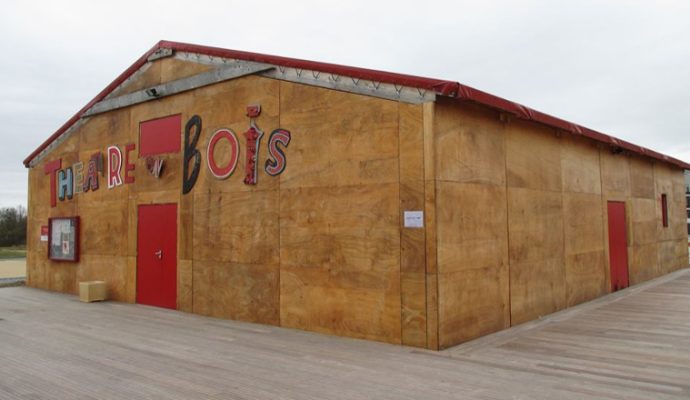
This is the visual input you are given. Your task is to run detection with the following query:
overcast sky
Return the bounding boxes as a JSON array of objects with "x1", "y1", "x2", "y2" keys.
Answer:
[{"x1": 1, "y1": 0, "x2": 689, "y2": 208}]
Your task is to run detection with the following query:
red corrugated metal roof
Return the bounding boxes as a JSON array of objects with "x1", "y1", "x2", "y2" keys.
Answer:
[{"x1": 23, "y1": 40, "x2": 690, "y2": 170}]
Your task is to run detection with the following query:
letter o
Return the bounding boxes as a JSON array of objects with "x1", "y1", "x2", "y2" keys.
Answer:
[{"x1": 207, "y1": 128, "x2": 240, "y2": 179}]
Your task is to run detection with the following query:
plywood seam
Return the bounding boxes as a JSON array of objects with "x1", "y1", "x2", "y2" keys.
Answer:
[
  {"x1": 435, "y1": 178, "x2": 504, "y2": 187},
  {"x1": 277, "y1": 81, "x2": 282, "y2": 328},
  {"x1": 423, "y1": 102, "x2": 434, "y2": 349},
  {"x1": 597, "y1": 148, "x2": 611, "y2": 292},
  {"x1": 190, "y1": 194, "x2": 195, "y2": 313},
  {"x1": 421, "y1": 106, "x2": 429, "y2": 350},
  {"x1": 503, "y1": 120, "x2": 512, "y2": 327},
  {"x1": 559, "y1": 179, "x2": 567, "y2": 309},
  {"x1": 396, "y1": 103, "x2": 403, "y2": 344}
]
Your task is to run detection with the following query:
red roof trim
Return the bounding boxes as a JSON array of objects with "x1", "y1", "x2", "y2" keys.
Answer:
[
  {"x1": 24, "y1": 40, "x2": 690, "y2": 170},
  {"x1": 451, "y1": 83, "x2": 690, "y2": 169}
]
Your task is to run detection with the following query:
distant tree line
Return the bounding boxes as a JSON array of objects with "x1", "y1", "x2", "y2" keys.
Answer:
[{"x1": 0, "y1": 206, "x2": 27, "y2": 247}]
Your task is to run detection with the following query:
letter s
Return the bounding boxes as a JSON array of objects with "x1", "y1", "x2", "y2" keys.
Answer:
[{"x1": 264, "y1": 129, "x2": 291, "y2": 176}]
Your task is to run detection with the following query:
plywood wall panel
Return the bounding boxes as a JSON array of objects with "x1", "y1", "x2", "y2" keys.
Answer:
[
  {"x1": 565, "y1": 250, "x2": 607, "y2": 306},
  {"x1": 280, "y1": 265, "x2": 401, "y2": 343},
  {"x1": 193, "y1": 191, "x2": 279, "y2": 265},
  {"x1": 399, "y1": 184, "x2": 425, "y2": 274},
  {"x1": 561, "y1": 136, "x2": 602, "y2": 195},
  {"x1": 629, "y1": 156, "x2": 655, "y2": 199},
  {"x1": 177, "y1": 259, "x2": 193, "y2": 312},
  {"x1": 398, "y1": 103, "x2": 427, "y2": 348},
  {"x1": 26, "y1": 212, "x2": 48, "y2": 258},
  {"x1": 425, "y1": 272, "x2": 439, "y2": 350},
  {"x1": 178, "y1": 193, "x2": 193, "y2": 261},
  {"x1": 506, "y1": 121, "x2": 561, "y2": 192},
  {"x1": 508, "y1": 188, "x2": 564, "y2": 265},
  {"x1": 278, "y1": 81, "x2": 399, "y2": 189},
  {"x1": 563, "y1": 192, "x2": 606, "y2": 306},
  {"x1": 600, "y1": 151, "x2": 631, "y2": 196},
  {"x1": 79, "y1": 200, "x2": 128, "y2": 257},
  {"x1": 508, "y1": 188, "x2": 565, "y2": 325},
  {"x1": 629, "y1": 243, "x2": 659, "y2": 285},
  {"x1": 630, "y1": 198, "x2": 658, "y2": 246},
  {"x1": 193, "y1": 260, "x2": 279, "y2": 325},
  {"x1": 434, "y1": 100, "x2": 506, "y2": 186},
  {"x1": 29, "y1": 254, "x2": 48, "y2": 289},
  {"x1": 280, "y1": 183, "x2": 401, "y2": 344},
  {"x1": 674, "y1": 240, "x2": 689, "y2": 270},
  {"x1": 76, "y1": 255, "x2": 128, "y2": 301},
  {"x1": 126, "y1": 256, "x2": 136, "y2": 303},
  {"x1": 400, "y1": 272, "x2": 426, "y2": 347},
  {"x1": 280, "y1": 185, "x2": 399, "y2": 273},
  {"x1": 436, "y1": 182, "x2": 508, "y2": 274},
  {"x1": 28, "y1": 167, "x2": 48, "y2": 212},
  {"x1": 25, "y1": 250, "x2": 36, "y2": 286},
  {"x1": 510, "y1": 257, "x2": 566, "y2": 325},
  {"x1": 563, "y1": 193, "x2": 605, "y2": 255},
  {"x1": 439, "y1": 267, "x2": 509, "y2": 347},
  {"x1": 657, "y1": 240, "x2": 678, "y2": 275},
  {"x1": 399, "y1": 104, "x2": 425, "y2": 182},
  {"x1": 423, "y1": 102, "x2": 439, "y2": 350},
  {"x1": 79, "y1": 109, "x2": 132, "y2": 152},
  {"x1": 46, "y1": 261, "x2": 77, "y2": 295}
]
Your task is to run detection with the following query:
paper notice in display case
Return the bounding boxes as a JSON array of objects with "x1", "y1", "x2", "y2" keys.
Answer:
[
  {"x1": 48, "y1": 217, "x2": 79, "y2": 262},
  {"x1": 403, "y1": 211, "x2": 424, "y2": 228}
]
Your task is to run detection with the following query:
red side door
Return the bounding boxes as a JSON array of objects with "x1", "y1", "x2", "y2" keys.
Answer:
[
  {"x1": 607, "y1": 201, "x2": 629, "y2": 291},
  {"x1": 137, "y1": 204, "x2": 177, "y2": 309}
]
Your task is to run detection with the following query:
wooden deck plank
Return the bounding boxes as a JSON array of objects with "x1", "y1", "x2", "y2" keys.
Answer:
[{"x1": 1, "y1": 269, "x2": 689, "y2": 399}]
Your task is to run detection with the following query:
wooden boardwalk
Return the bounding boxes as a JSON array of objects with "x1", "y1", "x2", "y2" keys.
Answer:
[{"x1": 1, "y1": 269, "x2": 689, "y2": 399}]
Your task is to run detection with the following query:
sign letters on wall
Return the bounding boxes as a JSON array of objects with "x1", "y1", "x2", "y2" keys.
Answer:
[
  {"x1": 182, "y1": 104, "x2": 291, "y2": 194},
  {"x1": 44, "y1": 104, "x2": 292, "y2": 207},
  {"x1": 182, "y1": 115, "x2": 202, "y2": 194}
]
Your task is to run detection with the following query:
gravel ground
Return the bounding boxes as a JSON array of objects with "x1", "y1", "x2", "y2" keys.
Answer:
[{"x1": 0, "y1": 258, "x2": 25, "y2": 279}]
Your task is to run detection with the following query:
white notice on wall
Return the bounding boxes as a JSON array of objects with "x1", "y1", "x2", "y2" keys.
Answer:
[{"x1": 403, "y1": 211, "x2": 424, "y2": 228}]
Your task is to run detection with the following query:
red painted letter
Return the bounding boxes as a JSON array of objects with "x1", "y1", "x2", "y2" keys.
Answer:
[
  {"x1": 207, "y1": 129, "x2": 240, "y2": 179},
  {"x1": 44, "y1": 159, "x2": 62, "y2": 207},
  {"x1": 124, "y1": 143, "x2": 136, "y2": 184},
  {"x1": 243, "y1": 125, "x2": 263, "y2": 185},
  {"x1": 83, "y1": 152, "x2": 101, "y2": 192}
]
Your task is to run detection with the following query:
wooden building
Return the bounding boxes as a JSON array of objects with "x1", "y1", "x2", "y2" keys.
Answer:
[{"x1": 24, "y1": 41, "x2": 690, "y2": 350}]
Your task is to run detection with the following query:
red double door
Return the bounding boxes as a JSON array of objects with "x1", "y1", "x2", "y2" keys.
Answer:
[
  {"x1": 137, "y1": 204, "x2": 177, "y2": 309},
  {"x1": 607, "y1": 201, "x2": 629, "y2": 292}
]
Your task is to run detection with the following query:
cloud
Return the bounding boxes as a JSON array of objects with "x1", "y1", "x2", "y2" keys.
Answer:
[{"x1": 2, "y1": 0, "x2": 689, "y2": 208}]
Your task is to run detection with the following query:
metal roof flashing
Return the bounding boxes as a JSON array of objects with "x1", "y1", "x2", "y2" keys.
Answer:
[{"x1": 23, "y1": 40, "x2": 690, "y2": 171}]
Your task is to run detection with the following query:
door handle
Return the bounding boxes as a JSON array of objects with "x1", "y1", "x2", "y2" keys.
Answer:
[{"x1": 154, "y1": 250, "x2": 163, "y2": 260}]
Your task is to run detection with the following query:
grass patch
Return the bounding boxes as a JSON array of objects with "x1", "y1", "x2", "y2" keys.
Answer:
[{"x1": 0, "y1": 246, "x2": 26, "y2": 259}]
